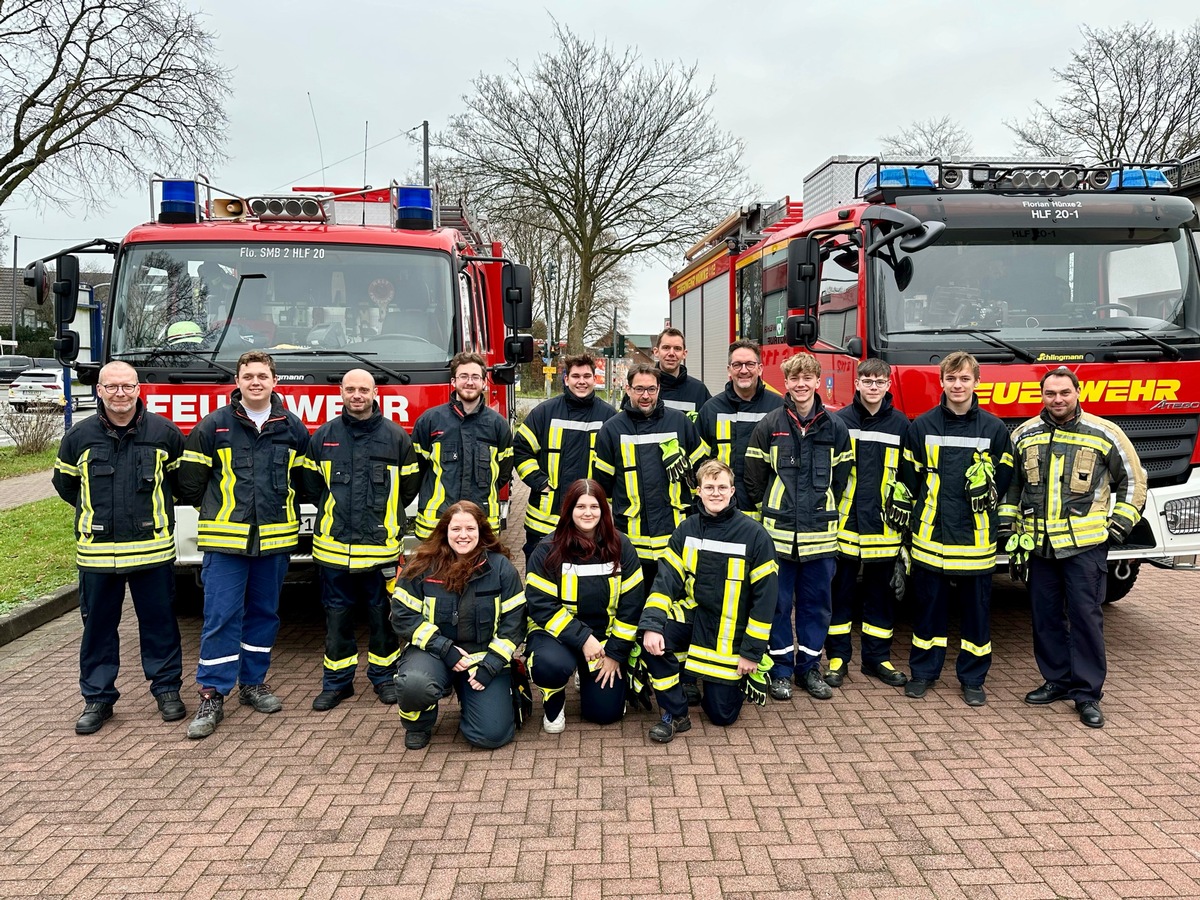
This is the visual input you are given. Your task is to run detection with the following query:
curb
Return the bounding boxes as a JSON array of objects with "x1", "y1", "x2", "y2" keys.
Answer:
[{"x1": 0, "y1": 583, "x2": 78, "y2": 648}]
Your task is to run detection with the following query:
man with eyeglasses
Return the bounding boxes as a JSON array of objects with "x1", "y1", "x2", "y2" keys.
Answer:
[
  {"x1": 593, "y1": 364, "x2": 708, "y2": 588},
  {"x1": 824, "y1": 359, "x2": 911, "y2": 691},
  {"x1": 302, "y1": 369, "x2": 422, "y2": 711},
  {"x1": 697, "y1": 340, "x2": 784, "y2": 515},
  {"x1": 639, "y1": 460, "x2": 777, "y2": 742},
  {"x1": 53, "y1": 361, "x2": 187, "y2": 735},
  {"x1": 514, "y1": 353, "x2": 616, "y2": 565},
  {"x1": 654, "y1": 327, "x2": 711, "y2": 421},
  {"x1": 176, "y1": 350, "x2": 313, "y2": 738},
  {"x1": 411, "y1": 351, "x2": 513, "y2": 539}
]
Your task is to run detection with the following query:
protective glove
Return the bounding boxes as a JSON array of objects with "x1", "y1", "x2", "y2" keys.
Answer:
[
  {"x1": 1108, "y1": 521, "x2": 1130, "y2": 544},
  {"x1": 742, "y1": 654, "x2": 772, "y2": 707},
  {"x1": 685, "y1": 410, "x2": 699, "y2": 424},
  {"x1": 625, "y1": 644, "x2": 655, "y2": 711},
  {"x1": 1005, "y1": 532, "x2": 1035, "y2": 583},
  {"x1": 889, "y1": 546, "x2": 911, "y2": 602},
  {"x1": 882, "y1": 481, "x2": 914, "y2": 531},
  {"x1": 965, "y1": 451, "x2": 998, "y2": 514},
  {"x1": 660, "y1": 437, "x2": 696, "y2": 490}
]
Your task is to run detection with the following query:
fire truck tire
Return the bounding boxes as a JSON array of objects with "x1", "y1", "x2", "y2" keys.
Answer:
[{"x1": 1104, "y1": 560, "x2": 1140, "y2": 604}]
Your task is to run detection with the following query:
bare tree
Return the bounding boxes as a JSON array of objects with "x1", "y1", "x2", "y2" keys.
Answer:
[
  {"x1": 439, "y1": 20, "x2": 750, "y2": 352},
  {"x1": 880, "y1": 116, "x2": 973, "y2": 159},
  {"x1": 0, "y1": 0, "x2": 232, "y2": 214},
  {"x1": 1007, "y1": 21, "x2": 1200, "y2": 163}
]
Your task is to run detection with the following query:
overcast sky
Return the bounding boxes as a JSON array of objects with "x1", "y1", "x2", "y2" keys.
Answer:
[{"x1": 5, "y1": 0, "x2": 1198, "y2": 334}]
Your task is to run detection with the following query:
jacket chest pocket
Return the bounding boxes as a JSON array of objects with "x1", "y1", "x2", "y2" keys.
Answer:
[
  {"x1": 271, "y1": 444, "x2": 292, "y2": 493},
  {"x1": 1067, "y1": 447, "x2": 1097, "y2": 495},
  {"x1": 437, "y1": 437, "x2": 461, "y2": 469},
  {"x1": 87, "y1": 450, "x2": 115, "y2": 481},
  {"x1": 135, "y1": 447, "x2": 161, "y2": 493},
  {"x1": 1022, "y1": 445, "x2": 1043, "y2": 487},
  {"x1": 473, "y1": 443, "x2": 496, "y2": 491},
  {"x1": 812, "y1": 442, "x2": 833, "y2": 492},
  {"x1": 370, "y1": 462, "x2": 391, "y2": 511}
]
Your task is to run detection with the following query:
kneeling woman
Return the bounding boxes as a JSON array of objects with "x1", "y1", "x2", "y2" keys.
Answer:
[
  {"x1": 525, "y1": 479, "x2": 645, "y2": 732},
  {"x1": 390, "y1": 501, "x2": 525, "y2": 750}
]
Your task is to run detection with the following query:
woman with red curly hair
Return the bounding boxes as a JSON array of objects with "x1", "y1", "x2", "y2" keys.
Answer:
[
  {"x1": 525, "y1": 479, "x2": 645, "y2": 732},
  {"x1": 390, "y1": 501, "x2": 525, "y2": 750}
]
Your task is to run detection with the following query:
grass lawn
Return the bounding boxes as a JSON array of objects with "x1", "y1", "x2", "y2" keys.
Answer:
[
  {"x1": 0, "y1": 446, "x2": 59, "y2": 481},
  {"x1": 0, "y1": 498, "x2": 76, "y2": 614}
]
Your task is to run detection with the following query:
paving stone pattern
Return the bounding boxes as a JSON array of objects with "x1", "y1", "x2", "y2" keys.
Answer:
[{"x1": 1, "y1": 482, "x2": 1198, "y2": 898}]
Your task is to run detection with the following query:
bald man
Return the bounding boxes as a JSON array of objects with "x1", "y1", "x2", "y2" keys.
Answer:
[
  {"x1": 302, "y1": 369, "x2": 421, "y2": 710},
  {"x1": 53, "y1": 362, "x2": 188, "y2": 734}
]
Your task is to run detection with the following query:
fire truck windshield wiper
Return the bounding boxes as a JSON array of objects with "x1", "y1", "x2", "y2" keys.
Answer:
[
  {"x1": 112, "y1": 347, "x2": 238, "y2": 378},
  {"x1": 897, "y1": 328, "x2": 1037, "y2": 362},
  {"x1": 267, "y1": 349, "x2": 412, "y2": 384},
  {"x1": 1043, "y1": 325, "x2": 1182, "y2": 360}
]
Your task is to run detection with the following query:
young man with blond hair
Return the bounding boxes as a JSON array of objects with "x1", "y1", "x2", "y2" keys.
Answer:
[
  {"x1": 892, "y1": 350, "x2": 1014, "y2": 707},
  {"x1": 745, "y1": 352, "x2": 852, "y2": 702}
]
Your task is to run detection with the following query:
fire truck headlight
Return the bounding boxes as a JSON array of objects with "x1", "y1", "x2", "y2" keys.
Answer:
[{"x1": 1164, "y1": 497, "x2": 1200, "y2": 535}]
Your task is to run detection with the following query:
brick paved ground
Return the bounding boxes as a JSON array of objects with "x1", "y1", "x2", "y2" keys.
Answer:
[
  {"x1": 2, "y1": 482, "x2": 1199, "y2": 898},
  {"x1": 0, "y1": 469, "x2": 57, "y2": 511}
]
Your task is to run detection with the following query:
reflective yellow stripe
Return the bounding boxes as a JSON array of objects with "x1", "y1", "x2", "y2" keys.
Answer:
[
  {"x1": 546, "y1": 608, "x2": 574, "y2": 637},
  {"x1": 960, "y1": 639, "x2": 992, "y2": 657},
  {"x1": 911, "y1": 634, "x2": 948, "y2": 650},
  {"x1": 369, "y1": 648, "x2": 401, "y2": 667},
  {"x1": 526, "y1": 573, "x2": 558, "y2": 597},
  {"x1": 488, "y1": 637, "x2": 516, "y2": 661},
  {"x1": 412, "y1": 621, "x2": 439, "y2": 648},
  {"x1": 861, "y1": 622, "x2": 893, "y2": 639},
  {"x1": 77, "y1": 449, "x2": 94, "y2": 534},
  {"x1": 324, "y1": 653, "x2": 358, "y2": 671}
]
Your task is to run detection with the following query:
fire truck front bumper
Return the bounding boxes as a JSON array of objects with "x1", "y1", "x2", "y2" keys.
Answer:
[{"x1": 1120, "y1": 468, "x2": 1200, "y2": 570}]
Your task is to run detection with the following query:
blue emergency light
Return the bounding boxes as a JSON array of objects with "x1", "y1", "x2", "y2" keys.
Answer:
[
  {"x1": 1105, "y1": 167, "x2": 1172, "y2": 190},
  {"x1": 863, "y1": 167, "x2": 936, "y2": 193},
  {"x1": 158, "y1": 179, "x2": 199, "y2": 223},
  {"x1": 396, "y1": 185, "x2": 435, "y2": 229}
]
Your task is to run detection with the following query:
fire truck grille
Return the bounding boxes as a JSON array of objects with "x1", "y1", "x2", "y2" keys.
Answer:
[{"x1": 1003, "y1": 414, "x2": 1198, "y2": 488}]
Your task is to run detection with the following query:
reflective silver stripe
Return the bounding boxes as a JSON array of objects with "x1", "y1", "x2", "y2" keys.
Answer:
[
  {"x1": 620, "y1": 432, "x2": 678, "y2": 446},
  {"x1": 683, "y1": 536, "x2": 747, "y2": 556},
  {"x1": 849, "y1": 429, "x2": 901, "y2": 446},
  {"x1": 240, "y1": 642, "x2": 273, "y2": 654},
  {"x1": 925, "y1": 435, "x2": 991, "y2": 450},
  {"x1": 199, "y1": 653, "x2": 239, "y2": 666},
  {"x1": 549, "y1": 418, "x2": 605, "y2": 432},
  {"x1": 717, "y1": 411, "x2": 768, "y2": 424},
  {"x1": 562, "y1": 562, "x2": 616, "y2": 577},
  {"x1": 663, "y1": 400, "x2": 696, "y2": 412}
]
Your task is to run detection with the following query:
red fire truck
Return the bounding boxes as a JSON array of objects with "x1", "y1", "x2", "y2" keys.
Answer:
[
  {"x1": 28, "y1": 177, "x2": 534, "y2": 597},
  {"x1": 668, "y1": 157, "x2": 1200, "y2": 600}
]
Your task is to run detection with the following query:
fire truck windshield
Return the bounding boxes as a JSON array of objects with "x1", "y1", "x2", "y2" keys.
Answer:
[
  {"x1": 109, "y1": 242, "x2": 456, "y2": 367},
  {"x1": 873, "y1": 226, "x2": 1200, "y2": 355}
]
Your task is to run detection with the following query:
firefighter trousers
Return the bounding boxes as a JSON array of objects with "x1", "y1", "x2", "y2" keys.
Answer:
[
  {"x1": 825, "y1": 557, "x2": 900, "y2": 668},
  {"x1": 642, "y1": 620, "x2": 746, "y2": 726},
  {"x1": 908, "y1": 567, "x2": 992, "y2": 687},
  {"x1": 195, "y1": 551, "x2": 289, "y2": 696},
  {"x1": 770, "y1": 557, "x2": 835, "y2": 680},
  {"x1": 318, "y1": 565, "x2": 401, "y2": 692},
  {"x1": 526, "y1": 631, "x2": 625, "y2": 725},
  {"x1": 78, "y1": 565, "x2": 183, "y2": 705},
  {"x1": 1029, "y1": 544, "x2": 1108, "y2": 703},
  {"x1": 393, "y1": 647, "x2": 515, "y2": 749}
]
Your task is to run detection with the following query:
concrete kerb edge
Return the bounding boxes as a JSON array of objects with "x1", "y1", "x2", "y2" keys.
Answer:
[{"x1": 0, "y1": 583, "x2": 78, "y2": 647}]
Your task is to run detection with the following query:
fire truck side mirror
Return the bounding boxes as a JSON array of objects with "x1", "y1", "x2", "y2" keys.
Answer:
[
  {"x1": 23, "y1": 260, "x2": 51, "y2": 306},
  {"x1": 504, "y1": 334, "x2": 535, "y2": 364},
  {"x1": 502, "y1": 263, "x2": 533, "y2": 329},
  {"x1": 491, "y1": 363, "x2": 518, "y2": 386},
  {"x1": 786, "y1": 238, "x2": 820, "y2": 313},
  {"x1": 786, "y1": 314, "x2": 817, "y2": 348}
]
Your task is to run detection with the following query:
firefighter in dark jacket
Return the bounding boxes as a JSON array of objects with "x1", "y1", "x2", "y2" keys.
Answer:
[
  {"x1": 592, "y1": 364, "x2": 709, "y2": 587},
  {"x1": 390, "y1": 501, "x2": 525, "y2": 750},
  {"x1": 303, "y1": 369, "x2": 421, "y2": 712},
  {"x1": 697, "y1": 339, "x2": 784, "y2": 515},
  {"x1": 1000, "y1": 367, "x2": 1146, "y2": 729},
  {"x1": 524, "y1": 479, "x2": 644, "y2": 731},
  {"x1": 891, "y1": 351, "x2": 1014, "y2": 707},
  {"x1": 824, "y1": 359, "x2": 911, "y2": 690},
  {"x1": 514, "y1": 353, "x2": 616, "y2": 563},
  {"x1": 411, "y1": 351, "x2": 513, "y2": 539},
  {"x1": 52, "y1": 361, "x2": 187, "y2": 735},
  {"x1": 639, "y1": 460, "x2": 778, "y2": 742},
  {"x1": 655, "y1": 326, "x2": 711, "y2": 419},
  {"x1": 175, "y1": 351, "x2": 313, "y2": 739},
  {"x1": 744, "y1": 352, "x2": 852, "y2": 703}
]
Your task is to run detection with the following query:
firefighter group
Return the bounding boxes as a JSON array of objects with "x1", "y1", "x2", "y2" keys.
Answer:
[{"x1": 52, "y1": 328, "x2": 1147, "y2": 747}]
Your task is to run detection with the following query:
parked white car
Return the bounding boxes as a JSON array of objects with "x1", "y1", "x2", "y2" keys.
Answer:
[{"x1": 6, "y1": 369, "x2": 98, "y2": 413}]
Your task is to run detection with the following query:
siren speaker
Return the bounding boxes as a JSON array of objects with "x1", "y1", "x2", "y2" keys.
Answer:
[
  {"x1": 1087, "y1": 169, "x2": 1111, "y2": 190},
  {"x1": 211, "y1": 198, "x2": 245, "y2": 218},
  {"x1": 941, "y1": 167, "x2": 963, "y2": 189}
]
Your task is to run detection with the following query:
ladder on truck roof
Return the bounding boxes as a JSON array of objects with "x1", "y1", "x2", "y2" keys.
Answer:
[{"x1": 438, "y1": 201, "x2": 488, "y2": 253}]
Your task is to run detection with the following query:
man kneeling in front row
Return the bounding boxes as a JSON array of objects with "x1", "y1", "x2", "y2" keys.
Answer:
[{"x1": 638, "y1": 460, "x2": 778, "y2": 742}]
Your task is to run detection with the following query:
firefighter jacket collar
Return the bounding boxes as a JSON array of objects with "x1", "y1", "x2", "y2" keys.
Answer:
[
  {"x1": 97, "y1": 397, "x2": 146, "y2": 434},
  {"x1": 657, "y1": 364, "x2": 691, "y2": 391},
  {"x1": 229, "y1": 389, "x2": 288, "y2": 427},
  {"x1": 563, "y1": 385, "x2": 599, "y2": 409},
  {"x1": 1040, "y1": 404, "x2": 1082, "y2": 429},
  {"x1": 450, "y1": 394, "x2": 486, "y2": 419},
  {"x1": 851, "y1": 390, "x2": 896, "y2": 422},
  {"x1": 784, "y1": 390, "x2": 828, "y2": 429},
  {"x1": 722, "y1": 378, "x2": 768, "y2": 408},
  {"x1": 939, "y1": 392, "x2": 982, "y2": 421},
  {"x1": 698, "y1": 498, "x2": 740, "y2": 525},
  {"x1": 619, "y1": 394, "x2": 666, "y2": 420},
  {"x1": 340, "y1": 401, "x2": 385, "y2": 432}
]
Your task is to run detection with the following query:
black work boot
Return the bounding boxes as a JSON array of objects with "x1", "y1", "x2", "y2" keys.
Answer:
[{"x1": 75, "y1": 702, "x2": 113, "y2": 735}]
